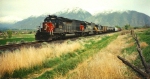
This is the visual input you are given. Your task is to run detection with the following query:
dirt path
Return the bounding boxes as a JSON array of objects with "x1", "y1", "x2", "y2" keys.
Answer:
[{"x1": 57, "y1": 34, "x2": 139, "y2": 79}]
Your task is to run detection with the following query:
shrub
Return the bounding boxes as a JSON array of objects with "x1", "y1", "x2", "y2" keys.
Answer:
[
  {"x1": 7, "y1": 30, "x2": 12, "y2": 38},
  {"x1": 2, "y1": 32, "x2": 7, "y2": 39}
]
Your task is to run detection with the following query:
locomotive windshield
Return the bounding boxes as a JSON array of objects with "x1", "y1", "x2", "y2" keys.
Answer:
[{"x1": 44, "y1": 17, "x2": 56, "y2": 23}]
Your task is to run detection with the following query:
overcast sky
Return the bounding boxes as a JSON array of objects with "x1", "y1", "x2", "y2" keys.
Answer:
[{"x1": 0, "y1": 0, "x2": 150, "y2": 23}]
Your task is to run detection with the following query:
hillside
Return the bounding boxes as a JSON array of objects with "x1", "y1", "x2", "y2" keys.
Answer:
[
  {"x1": 1, "y1": 7, "x2": 150, "y2": 29},
  {"x1": 0, "y1": 23, "x2": 13, "y2": 30},
  {"x1": 12, "y1": 16, "x2": 45, "y2": 30},
  {"x1": 86, "y1": 10, "x2": 150, "y2": 26}
]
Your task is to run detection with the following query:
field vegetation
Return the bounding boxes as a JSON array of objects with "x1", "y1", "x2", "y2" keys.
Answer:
[
  {"x1": 119, "y1": 28, "x2": 150, "y2": 79},
  {"x1": 0, "y1": 40, "x2": 82, "y2": 78},
  {"x1": 0, "y1": 33, "x2": 117, "y2": 78},
  {"x1": 0, "y1": 33, "x2": 35, "y2": 45},
  {"x1": 133, "y1": 29, "x2": 150, "y2": 67},
  {"x1": 57, "y1": 33, "x2": 138, "y2": 79},
  {"x1": 121, "y1": 29, "x2": 150, "y2": 66},
  {"x1": 0, "y1": 28, "x2": 149, "y2": 79}
]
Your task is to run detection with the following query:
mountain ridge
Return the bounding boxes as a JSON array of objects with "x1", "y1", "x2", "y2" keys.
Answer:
[
  {"x1": 55, "y1": 7, "x2": 92, "y2": 20},
  {"x1": 0, "y1": 7, "x2": 150, "y2": 30},
  {"x1": 87, "y1": 10, "x2": 150, "y2": 26}
]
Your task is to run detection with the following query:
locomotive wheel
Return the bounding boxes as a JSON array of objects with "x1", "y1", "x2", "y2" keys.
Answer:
[
  {"x1": 61, "y1": 33, "x2": 66, "y2": 39},
  {"x1": 85, "y1": 32, "x2": 89, "y2": 36},
  {"x1": 75, "y1": 33, "x2": 79, "y2": 37},
  {"x1": 81, "y1": 32, "x2": 84, "y2": 36},
  {"x1": 81, "y1": 32, "x2": 85, "y2": 36}
]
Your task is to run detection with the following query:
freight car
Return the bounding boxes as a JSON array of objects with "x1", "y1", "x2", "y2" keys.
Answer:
[{"x1": 35, "y1": 15, "x2": 120, "y2": 41}]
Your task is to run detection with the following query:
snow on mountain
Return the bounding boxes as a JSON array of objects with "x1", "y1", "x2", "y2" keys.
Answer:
[
  {"x1": 86, "y1": 10, "x2": 150, "y2": 27},
  {"x1": 94, "y1": 10, "x2": 130, "y2": 16},
  {"x1": 56, "y1": 7, "x2": 88, "y2": 15},
  {"x1": 55, "y1": 7, "x2": 92, "y2": 20},
  {"x1": 1, "y1": 7, "x2": 150, "y2": 30}
]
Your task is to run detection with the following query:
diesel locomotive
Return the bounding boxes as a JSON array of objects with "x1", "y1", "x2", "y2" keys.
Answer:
[{"x1": 35, "y1": 15, "x2": 120, "y2": 41}]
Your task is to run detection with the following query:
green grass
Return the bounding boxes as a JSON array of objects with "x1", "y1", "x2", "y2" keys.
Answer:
[
  {"x1": 122, "y1": 43, "x2": 136, "y2": 55},
  {"x1": 0, "y1": 34, "x2": 35, "y2": 45},
  {"x1": 1, "y1": 34, "x2": 118, "y2": 79},
  {"x1": 37, "y1": 34, "x2": 118, "y2": 79},
  {"x1": 122, "y1": 28, "x2": 150, "y2": 67},
  {"x1": 0, "y1": 38, "x2": 35, "y2": 45},
  {"x1": 12, "y1": 34, "x2": 35, "y2": 38},
  {"x1": 134, "y1": 28, "x2": 150, "y2": 66},
  {"x1": 121, "y1": 34, "x2": 137, "y2": 55}
]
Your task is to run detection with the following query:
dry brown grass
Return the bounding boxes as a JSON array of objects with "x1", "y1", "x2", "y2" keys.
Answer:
[
  {"x1": 134, "y1": 28, "x2": 146, "y2": 33},
  {"x1": 140, "y1": 42, "x2": 148, "y2": 49},
  {"x1": 62, "y1": 35, "x2": 139, "y2": 79},
  {"x1": 125, "y1": 52, "x2": 138, "y2": 62},
  {"x1": 0, "y1": 42, "x2": 81, "y2": 77},
  {"x1": 129, "y1": 42, "x2": 135, "y2": 47},
  {"x1": 120, "y1": 30, "x2": 131, "y2": 35},
  {"x1": 76, "y1": 53, "x2": 128, "y2": 79}
]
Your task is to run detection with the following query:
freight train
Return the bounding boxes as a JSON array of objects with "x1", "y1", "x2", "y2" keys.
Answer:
[{"x1": 35, "y1": 15, "x2": 120, "y2": 41}]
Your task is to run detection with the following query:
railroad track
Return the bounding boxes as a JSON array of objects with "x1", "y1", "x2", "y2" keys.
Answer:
[
  {"x1": 0, "y1": 41, "x2": 43, "y2": 52},
  {"x1": 0, "y1": 35, "x2": 78, "y2": 52},
  {"x1": 0, "y1": 32, "x2": 116, "y2": 52}
]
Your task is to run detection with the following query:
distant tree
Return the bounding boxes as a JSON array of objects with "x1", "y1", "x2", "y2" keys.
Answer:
[
  {"x1": 133, "y1": 27, "x2": 139, "y2": 29},
  {"x1": 124, "y1": 24, "x2": 131, "y2": 30},
  {"x1": 28, "y1": 31, "x2": 33, "y2": 34},
  {"x1": 7, "y1": 30, "x2": 12, "y2": 38},
  {"x1": 2, "y1": 32, "x2": 7, "y2": 39}
]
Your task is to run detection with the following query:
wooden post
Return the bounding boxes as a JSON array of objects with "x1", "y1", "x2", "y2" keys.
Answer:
[
  {"x1": 118, "y1": 30, "x2": 150, "y2": 78},
  {"x1": 117, "y1": 56, "x2": 148, "y2": 78},
  {"x1": 132, "y1": 33, "x2": 150, "y2": 74}
]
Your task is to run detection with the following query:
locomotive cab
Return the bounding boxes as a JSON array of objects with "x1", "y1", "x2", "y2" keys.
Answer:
[{"x1": 35, "y1": 15, "x2": 57, "y2": 41}]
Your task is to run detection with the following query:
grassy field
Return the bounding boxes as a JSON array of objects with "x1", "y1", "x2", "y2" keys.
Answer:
[
  {"x1": 134, "y1": 29, "x2": 150, "y2": 66},
  {"x1": 0, "y1": 34, "x2": 35, "y2": 45},
  {"x1": 121, "y1": 29, "x2": 150, "y2": 65},
  {"x1": 37, "y1": 34, "x2": 118, "y2": 79},
  {"x1": 120, "y1": 28, "x2": 150, "y2": 78},
  {"x1": 0, "y1": 29, "x2": 149, "y2": 78},
  {"x1": 0, "y1": 40, "x2": 82, "y2": 78},
  {"x1": 0, "y1": 34, "x2": 117, "y2": 78},
  {"x1": 65, "y1": 34, "x2": 137, "y2": 79}
]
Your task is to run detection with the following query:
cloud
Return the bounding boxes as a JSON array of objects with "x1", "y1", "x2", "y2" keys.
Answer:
[
  {"x1": 0, "y1": 16, "x2": 22, "y2": 23},
  {"x1": 0, "y1": 0, "x2": 150, "y2": 23}
]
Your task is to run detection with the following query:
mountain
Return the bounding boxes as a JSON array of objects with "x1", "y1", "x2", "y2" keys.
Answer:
[
  {"x1": 11, "y1": 7, "x2": 92, "y2": 29},
  {"x1": 12, "y1": 16, "x2": 45, "y2": 29},
  {"x1": 85, "y1": 10, "x2": 150, "y2": 26},
  {"x1": 0, "y1": 23, "x2": 13, "y2": 30},
  {"x1": 55, "y1": 7, "x2": 92, "y2": 20},
  {"x1": 1, "y1": 7, "x2": 150, "y2": 30}
]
